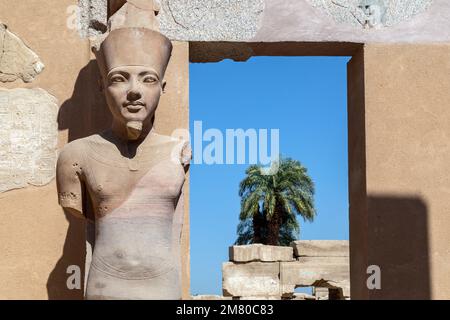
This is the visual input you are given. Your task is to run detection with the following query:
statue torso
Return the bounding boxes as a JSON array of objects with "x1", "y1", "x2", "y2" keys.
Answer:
[{"x1": 62, "y1": 131, "x2": 188, "y2": 299}]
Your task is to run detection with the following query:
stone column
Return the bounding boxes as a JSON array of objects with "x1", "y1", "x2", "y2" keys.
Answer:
[{"x1": 348, "y1": 44, "x2": 450, "y2": 300}]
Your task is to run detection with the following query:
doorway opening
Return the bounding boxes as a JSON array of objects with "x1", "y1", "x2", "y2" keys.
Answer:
[{"x1": 189, "y1": 45, "x2": 354, "y2": 298}]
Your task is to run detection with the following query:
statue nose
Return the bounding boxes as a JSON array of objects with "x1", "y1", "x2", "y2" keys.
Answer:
[{"x1": 127, "y1": 88, "x2": 142, "y2": 101}]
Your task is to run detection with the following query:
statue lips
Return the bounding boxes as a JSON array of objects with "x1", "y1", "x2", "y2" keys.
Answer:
[{"x1": 124, "y1": 101, "x2": 145, "y2": 113}]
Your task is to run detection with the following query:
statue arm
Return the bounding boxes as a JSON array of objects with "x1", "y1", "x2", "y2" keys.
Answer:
[
  {"x1": 172, "y1": 182, "x2": 185, "y2": 287},
  {"x1": 172, "y1": 140, "x2": 191, "y2": 284},
  {"x1": 56, "y1": 144, "x2": 85, "y2": 219}
]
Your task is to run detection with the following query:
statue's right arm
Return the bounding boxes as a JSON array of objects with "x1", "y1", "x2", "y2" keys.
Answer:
[{"x1": 56, "y1": 144, "x2": 85, "y2": 219}]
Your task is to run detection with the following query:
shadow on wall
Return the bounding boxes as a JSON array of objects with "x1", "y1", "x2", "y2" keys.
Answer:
[
  {"x1": 58, "y1": 60, "x2": 111, "y2": 142},
  {"x1": 367, "y1": 195, "x2": 430, "y2": 300},
  {"x1": 46, "y1": 210, "x2": 86, "y2": 300},
  {"x1": 48, "y1": 61, "x2": 109, "y2": 299}
]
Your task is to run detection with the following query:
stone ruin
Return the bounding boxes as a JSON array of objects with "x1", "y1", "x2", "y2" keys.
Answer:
[{"x1": 192, "y1": 240, "x2": 349, "y2": 300}]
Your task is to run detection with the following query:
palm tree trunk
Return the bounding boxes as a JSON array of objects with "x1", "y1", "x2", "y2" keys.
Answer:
[
  {"x1": 266, "y1": 208, "x2": 281, "y2": 246},
  {"x1": 252, "y1": 212, "x2": 263, "y2": 244}
]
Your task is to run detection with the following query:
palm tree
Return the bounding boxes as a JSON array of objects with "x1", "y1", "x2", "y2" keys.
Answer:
[{"x1": 236, "y1": 157, "x2": 316, "y2": 246}]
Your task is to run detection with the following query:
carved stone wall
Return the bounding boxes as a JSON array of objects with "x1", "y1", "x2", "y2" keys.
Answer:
[{"x1": 0, "y1": 88, "x2": 58, "y2": 193}]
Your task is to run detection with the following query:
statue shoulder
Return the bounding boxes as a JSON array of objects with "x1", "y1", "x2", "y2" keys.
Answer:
[
  {"x1": 150, "y1": 132, "x2": 191, "y2": 167},
  {"x1": 58, "y1": 138, "x2": 88, "y2": 163},
  {"x1": 58, "y1": 134, "x2": 103, "y2": 168},
  {"x1": 56, "y1": 138, "x2": 93, "y2": 217},
  {"x1": 150, "y1": 132, "x2": 180, "y2": 145}
]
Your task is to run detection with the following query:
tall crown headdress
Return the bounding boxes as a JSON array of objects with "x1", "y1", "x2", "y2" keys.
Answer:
[{"x1": 92, "y1": 0, "x2": 172, "y2": 78}]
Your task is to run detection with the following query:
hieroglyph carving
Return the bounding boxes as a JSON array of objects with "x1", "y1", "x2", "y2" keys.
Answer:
[{"x1": 0, "y1": 88, "x2": 58, "y2": 193}]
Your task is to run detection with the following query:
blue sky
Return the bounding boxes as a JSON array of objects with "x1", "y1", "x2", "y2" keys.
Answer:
[{"x1": 189, "y1": 56, "x2": 350, "y2": 295}]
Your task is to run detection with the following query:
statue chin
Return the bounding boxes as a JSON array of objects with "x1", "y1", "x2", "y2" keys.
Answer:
[{"x1": 126, "y1": 121, "x2": 143, "y2": 140}]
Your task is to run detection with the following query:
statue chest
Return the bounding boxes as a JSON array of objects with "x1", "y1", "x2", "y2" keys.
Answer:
[{"x1": 82, "y1": 147, "x2": 185, "y2": 218}]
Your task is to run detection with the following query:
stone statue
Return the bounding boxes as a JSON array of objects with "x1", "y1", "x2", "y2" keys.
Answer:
[{"x1": 56, "y1": 26, "x2": 190, "y2": 300}]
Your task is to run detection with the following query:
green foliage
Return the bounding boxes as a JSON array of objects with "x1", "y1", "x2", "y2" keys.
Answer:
[{"x1": 236, "y1": 157, "x2": 316, "y2": 246}]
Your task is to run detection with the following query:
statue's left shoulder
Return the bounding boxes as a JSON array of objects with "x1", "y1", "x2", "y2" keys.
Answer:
[
  {"x1": 149, "y1": 132, "x2": 191, "y2": 167},
  {"x1": 179, "y1": 140, "x2": 192, "y2": 167}
]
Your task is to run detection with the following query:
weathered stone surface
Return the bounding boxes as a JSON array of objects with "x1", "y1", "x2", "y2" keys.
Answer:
[
  {"x1": 0, "y1": 23, "x2": 44, "y2": 83},
  {"x1": 291, "y1": 240, "x2": 349, "y2": 257},
  {"x1": 108, "y1": 0, "x2": 160, "y2": 32},
  {"x1": 290, "y1": 292, "x2": 316, "y2": 300},
  {"x1": 229, "y1": 244, "x2": 294, "y2": 262},
  {"x1": 159, "y1": 0, "x2": 265, "y2": 41},
  {"x1": 280, "y1": 258, "x2": 350, "y2": 295},
  {"x1": 222, "y1": 262, "x2": 280, "y2": 297},
  {"x1": 80, "y1": 0, "x2": 450, "y2": 43},
  {"x1": 254, "y1": 0, "x2": 450, "y2": 43},
  {"x1": 0, "y1": 88, "x2": 58, "y2": 193},
  {"x1": 308, "y1": 0, "x2": 433, "y2": 29},
  {"x1": 78, "y1": 0, "x2": 265, "y2": 41},
  {"x1": 313, "y1": 287, "x2": 329, "y2": 300},
  {"x1": 191, "y1": 295, "x2": 233, "y2": 300},
  {"x1": 237, "y1": 295, "x2": 281, "y2": 300},
  {"x1": 78, "y1": 0, "x2": 108, "y2": 38}
]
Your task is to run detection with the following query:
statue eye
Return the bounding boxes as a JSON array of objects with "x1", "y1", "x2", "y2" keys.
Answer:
[
  {"x1": 143, "y1": 76, "x2": 157, "y2": 84},
  {"x1": 111, "y1": 75, "x2": 126, "y2": 83}
]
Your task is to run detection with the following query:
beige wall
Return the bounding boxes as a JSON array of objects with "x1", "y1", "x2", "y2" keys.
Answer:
[
  {"x1": 0, "y1": 0, "x2": 190, "y2": 299},
  {"x1": 349, "y1": 44, "x2": 450, "y2": 299}
]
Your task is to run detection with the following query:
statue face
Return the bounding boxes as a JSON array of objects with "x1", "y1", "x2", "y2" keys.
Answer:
[{"x1": 104, "y1": 65, "x2": 164, "y2": 128}]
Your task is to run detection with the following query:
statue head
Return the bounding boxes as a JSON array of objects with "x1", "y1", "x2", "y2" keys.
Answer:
[{"x1": 93, "y1": 28, "x2": 173, "y2": 140}]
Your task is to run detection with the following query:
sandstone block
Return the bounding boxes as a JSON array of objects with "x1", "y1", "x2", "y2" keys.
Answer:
[
  {"x1": 237, "y1": 295, "x2": 281, "y2": 300},
  {"x1": 229, "y1": 244, "x2": 294, "y2": 262},
  {"x1": 291, "y1": 292, "x2": 316, "y2": 300},
  {"x1": 280, "y1": 258, "x2": 349, "y2": 293},
  {"x1": 290, "y1": 240, "x2": 349, "y2": 257},
  {"x1": 191, "y1": 295, "x2": 233, "y2": 300},
  {"x1": 222, "y1": 262, "x2": 280, "y2": 297},
  {"x1": 313, "y1": 287, "x2": 329, "y2": 300}
]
